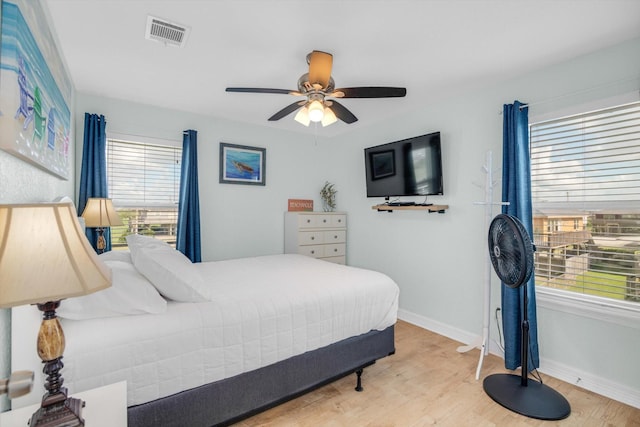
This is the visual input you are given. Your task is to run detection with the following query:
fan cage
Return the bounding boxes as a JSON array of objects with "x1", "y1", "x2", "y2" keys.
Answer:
[{"x1": 488, "y1": 214, "x2": 534, "y2": 288}]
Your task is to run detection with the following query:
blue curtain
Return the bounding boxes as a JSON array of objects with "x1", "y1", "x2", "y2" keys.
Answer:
[
  {"x1": 501, "y1": 101, "x2": 539, "y2": 371},
  {"x1": 78, "y1": 113, "x2": 110, "y2": 252},
  {"x1": 176, "y1": 129, "x2": 202, "y2": 262}
]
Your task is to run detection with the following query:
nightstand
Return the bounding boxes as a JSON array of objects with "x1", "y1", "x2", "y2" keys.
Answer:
[{"x1": 0, "y1": 381, "x2": 127, "y2": 426}]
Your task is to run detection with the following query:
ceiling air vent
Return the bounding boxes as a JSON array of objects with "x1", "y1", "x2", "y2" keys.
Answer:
[{"x1": 145, "y1": 16, "x2": 190, "y2": 47}]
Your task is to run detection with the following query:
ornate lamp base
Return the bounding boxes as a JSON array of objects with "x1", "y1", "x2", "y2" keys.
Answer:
[
  {"x1": 96, "y1": 227, "x2": 106, "y2": 255},
  {"x1": 33, "y1": 302, "x2": 86, "y2": 427},
  {"x1": 29, "y1": 389, "x2": 85, "y2": 427}
]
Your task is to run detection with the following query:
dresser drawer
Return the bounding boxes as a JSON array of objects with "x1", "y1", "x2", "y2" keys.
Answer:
[
  {"x1": 298, "y1": 231, "x2": 325, "y2": 245},
  {"x1": 323, "y1": 230, "x2": 346, "y2": 244},
  {"x1": 299, "y1": 230, "x2": 344, "y2": 245},
  {"x1": 330, "y1": 214, "x2": 347, "y2": 228},
  {"x1": 297, "y1": 214, "x2": 317, "y2": 228},
  {"x1": 296, "y1": 243, "x2": 345, "y2": 259},
  {"x1": 323, "y1": 243, "x2": 346, "y2": 258},
  {"x1": 297, "y1": 244, "x2": 325, "y2": 258},
  {"x1": 297, "y1": 214, "x2": 346, "y2": 229}
]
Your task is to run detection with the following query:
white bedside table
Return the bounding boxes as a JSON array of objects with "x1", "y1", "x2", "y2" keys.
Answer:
[{"x1": 0, "y1": 381, "x2": 127, "y2": 427}]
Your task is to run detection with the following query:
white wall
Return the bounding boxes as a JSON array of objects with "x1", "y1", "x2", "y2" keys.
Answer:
[
  {"x1": 74, "y1": 94, "x2": 331, "y2": 262},
  {"x1": 324, "y1": 36, "x2": 640, "y2": 407}
]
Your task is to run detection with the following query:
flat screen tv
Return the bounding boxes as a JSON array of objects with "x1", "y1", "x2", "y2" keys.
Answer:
[{"x1": 364, "y1": 132, "x2": 443, "y2": 199}]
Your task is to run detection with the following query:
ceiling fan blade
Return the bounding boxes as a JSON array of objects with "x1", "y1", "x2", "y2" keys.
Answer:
[
  {"x1": 329, "y1": 101, "x2": 358, "y2": 124},
  {"x1": 333, "y1": 87, "x2": 407, "y2": 98},
  {"x1": 268, "y1": 101, "x2": 304, "y2": 121},
  {"x1": 226, "y1": 87, "x2": 296, "y2": 95},
  {"x1": 308, "y1": 51, "x2": 333, "y2": 89}
]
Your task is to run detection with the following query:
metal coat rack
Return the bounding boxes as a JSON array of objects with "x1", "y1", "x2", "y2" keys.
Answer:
[{"x1": 457, "y1": 150, "x2": 508, "y2": 380}]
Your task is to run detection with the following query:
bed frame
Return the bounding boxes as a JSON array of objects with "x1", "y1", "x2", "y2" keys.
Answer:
[{"x1": 127, "y1": 325, "x2": 395, "y2": 427}]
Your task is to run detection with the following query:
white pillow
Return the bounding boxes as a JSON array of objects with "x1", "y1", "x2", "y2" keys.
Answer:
[
  {"x1": 125, "y1": 234, "x2": 210, "y2": 302},
  {"x1": 57, "y1": 260, "x2": 167, "y2": 320},
  {"x1": 99, "y1": 250, "x2": 132, "y2": 264},
  {"x1": 126, "y1": 234, "x2": 172, "y2": 263},
  {"x1": 132, "y1": 245, "x2": 211, "y2": 302}
]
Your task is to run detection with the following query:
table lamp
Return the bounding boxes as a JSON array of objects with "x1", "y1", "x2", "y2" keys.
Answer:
[
  {"x1": 0, "y1": 202, "x2": 112, "y2": 427},
  {"x1": 80, "y1": 198, "x2": 123, "y2": 254}
]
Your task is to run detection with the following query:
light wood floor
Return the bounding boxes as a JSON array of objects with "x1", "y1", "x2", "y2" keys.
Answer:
[{"x1": 235, "y1": 320, "x2": 640, "y2": 426}]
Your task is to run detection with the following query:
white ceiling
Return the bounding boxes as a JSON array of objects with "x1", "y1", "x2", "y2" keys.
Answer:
[{"x1": 42, "y1": 0, "x2": 640, "y2": 137}]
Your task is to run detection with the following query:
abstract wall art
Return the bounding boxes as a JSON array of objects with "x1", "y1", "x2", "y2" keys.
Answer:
[{"x1": 0, "y1": 0, "x2": 72, "y2": 180}]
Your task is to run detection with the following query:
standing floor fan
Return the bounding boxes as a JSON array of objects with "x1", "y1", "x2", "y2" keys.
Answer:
[{"x1": 484, "y1": 214, "x2": 571, "y2": 420}]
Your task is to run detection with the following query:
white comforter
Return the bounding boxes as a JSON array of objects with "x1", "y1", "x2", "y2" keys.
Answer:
[{"x1": 61, "y1": 254, "x2": 399, "y2": 406}]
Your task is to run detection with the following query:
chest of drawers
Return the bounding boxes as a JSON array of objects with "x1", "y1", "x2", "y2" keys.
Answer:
[{"x1": 284, "y1": 212, "x2": 347, "y2": 264}]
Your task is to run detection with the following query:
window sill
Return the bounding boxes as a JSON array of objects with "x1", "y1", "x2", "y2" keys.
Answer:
[{"x1": 536, "y1": 287, "x2": 640, "y2": 329}]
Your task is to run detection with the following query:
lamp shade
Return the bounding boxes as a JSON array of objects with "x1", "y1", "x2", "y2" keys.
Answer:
[
  {"x1": 308, "y1": 100, "x2": 324, "y2": 122},
  {"x1": 321, "y1": 107, "x2": 338, "y2": 127},
  {"x1": 0, "y1": 202, "x2": 112, "y2": 308},
  {"x1": 294, "y1": 105, "x2": 311, "y2": 126},
  {"x1": 81, "y1": 198, "x2": 123, "y2": 228}
]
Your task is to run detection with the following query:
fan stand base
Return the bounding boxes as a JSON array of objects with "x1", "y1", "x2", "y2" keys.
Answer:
[{"x1": 483, "y1": 373, "x2": 571, "y2": 420}]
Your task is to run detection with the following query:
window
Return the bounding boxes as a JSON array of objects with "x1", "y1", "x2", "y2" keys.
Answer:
[
  {"x1": 547, "y1": 219, "x2": 560, "y2": 232},
  {"x1": 107, "y1": 138, "x2": 182, "y2": 248},
  {"x1": 530, "y1": 101, "x2": 640, "y2": 310}
]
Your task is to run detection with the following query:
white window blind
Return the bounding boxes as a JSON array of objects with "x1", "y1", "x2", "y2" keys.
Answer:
[
  {"x1": 107, "y1": 139, "x2": 182, "y2": 248},
  {"x1": 530, "y1": 101, "x2": 640, "y2": 304}
]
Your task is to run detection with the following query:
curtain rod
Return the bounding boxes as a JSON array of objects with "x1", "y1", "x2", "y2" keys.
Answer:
[
  {"x1": 106, "y1": 130, "x2": 182, "y2": 147},
  {"x1": 497, "y1": 103, "x2": 528, "y2": 115},
  {"x1": 498, "y1": 76, "x2": 639, "y2": 114},
  {"x1": 107, "y1": 129, "x2": 181, "y2": 141}
]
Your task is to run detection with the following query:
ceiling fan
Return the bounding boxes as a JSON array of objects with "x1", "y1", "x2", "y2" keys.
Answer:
[{"x1": 226, "y1": 50, "x2": 407, "y2": 127}]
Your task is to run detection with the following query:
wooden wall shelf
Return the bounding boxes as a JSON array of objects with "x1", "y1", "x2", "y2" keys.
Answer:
[{"x1": 372, "y1": 204, "x2": 449, "y2": 213}]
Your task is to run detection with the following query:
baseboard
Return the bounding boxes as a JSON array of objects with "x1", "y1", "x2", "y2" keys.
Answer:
[
  {"x1": 539, "y1": 357, "x2": 640, "y2": 409},
  {"x1": 397, "y1": 308, "x2": 640, "y2": 409},
  {"x1": 398, "y1": 308, "x2": 478, "y2": 347},
  {"x1": 397, "y1": 309, "x2": 504, "y2": 357}
]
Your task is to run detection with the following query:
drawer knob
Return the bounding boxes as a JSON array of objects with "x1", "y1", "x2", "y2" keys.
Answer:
[
  {"x1": 311, "y1": 236, "x2": 315, "y2": 240},
  {"x1": 334, "y1": 248, "x2": 338, "y2": 252},
  {"x1": 311, "y1": 250, "x2": 315, "y2": 254},
  {"x1": 333, "y1": 235, "x2": 338, "y2": 239},
  {"x1": 323, "y1": 219, "x2": 327, "y2": 223},
  {"x1": 306, "y1": 219, "x2": 311, "y2": 223}
]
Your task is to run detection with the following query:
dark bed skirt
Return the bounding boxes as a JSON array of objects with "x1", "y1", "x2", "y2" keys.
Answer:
[{"x1": 127, "y1": 325, "x2": 395, "y2": 427}]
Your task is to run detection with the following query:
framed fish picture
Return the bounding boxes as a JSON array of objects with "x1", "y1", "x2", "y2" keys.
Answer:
[{"x1": 219, "y1": 142, "x2": 266, "y2": 186}]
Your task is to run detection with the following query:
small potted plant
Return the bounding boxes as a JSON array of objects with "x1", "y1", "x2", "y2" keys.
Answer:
[{"x1": 320, "y1": 181, "x2": 337, "y2": 212}]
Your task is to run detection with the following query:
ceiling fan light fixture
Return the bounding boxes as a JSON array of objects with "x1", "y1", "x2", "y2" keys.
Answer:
[
  {"x1": 321, "y1": 107, "x2": 337, "y2": 127},
  {"x1": 225, "y1": 50, "x2": 406, "y2": 127},
  {"x1": 294, "y1": 106, "x2": 311, "y2": 126},
  {"x1": 308, "y1": 100, "x2": 324, "y2": 122}
]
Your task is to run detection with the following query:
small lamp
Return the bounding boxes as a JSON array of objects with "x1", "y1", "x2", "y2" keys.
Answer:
[
  {"x1": 294, "y1": 105, "x2": 311, "y2": 126},
  {"x1": 307, "y1": 100, "x2": 325, "y2": 122},
  {"x1": 0, "y1": 202, "x2": 112, "y2": 426},
  {"x1": 294, "y1": 100, "x2": 338, "y2": 127},
  {"x1": 80, "y1": 198, "x2": 123, "y2": 254},
  {"x1": 321, "y1": 106, "x2": 338, "y2": 127}
]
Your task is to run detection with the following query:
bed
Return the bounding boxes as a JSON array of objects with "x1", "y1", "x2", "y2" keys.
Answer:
[{"x1": 12, "y1": 234, "x2": 399, "y2": 426}]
